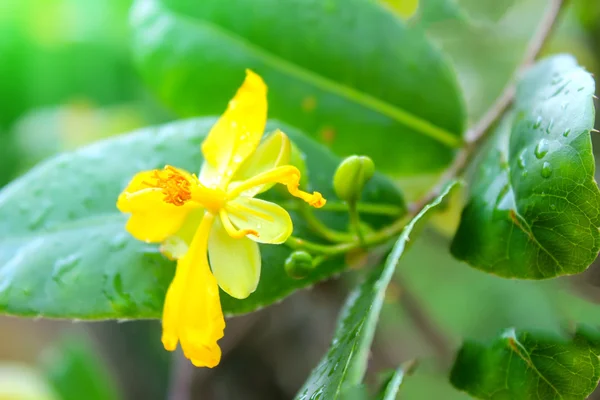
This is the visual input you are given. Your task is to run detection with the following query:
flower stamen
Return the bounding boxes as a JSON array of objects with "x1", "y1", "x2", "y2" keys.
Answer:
[
  {"x1": 219, "y1": 210, "x2": 259, "y2": 239},
  {"x1": 145, "y1": 166, "x2": 193, "y2": 206},
  {"x1": 227, "y1": 166, "x2": 326, "y2": 208}
]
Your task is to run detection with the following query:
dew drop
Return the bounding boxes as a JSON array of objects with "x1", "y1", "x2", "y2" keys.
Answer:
[
  {"x1": 541, "y1": 162, "x2": 552, "y2": 178},
  {"x1": 563, "y1": 129, "x2": 571, "y2": 137},
  {"x1": 545, "y1": 119, "x2": 554, "y2": 134},
  {"x1": 28, "y1": 203, "x2": 52, "y2": 230},
  {"x1": 518, "y1": 149, "x2": 526, "y2": 169},
  {"x1": 52, "y1": 254, "x2": 81, "y2": 283},
  {"x1": 534, "y1": 139, "x2": 549, "y2": 159},
  {"x1": 110, "y1": 233, "x2": 128, "y2": 251},
  {"x1": 533, "y1": 116, "x2": 542, "y2": 129},
  {"x1": 309, "y1": 388, "x2": 324, "y2": 400},
  {"x1": 256, "y1": 223, "x2": 262, "y2": 229},
  {"x1": 106, "y1": 273, "x2": 137, "y2": 313},
  {"x1": 233, "y1": 155, "x2": 243, "y2": 163}
]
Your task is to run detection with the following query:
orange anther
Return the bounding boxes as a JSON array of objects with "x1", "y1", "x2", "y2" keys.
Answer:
[{"x1": 144, "y1": 166, "x2": 193, "y2": 206}]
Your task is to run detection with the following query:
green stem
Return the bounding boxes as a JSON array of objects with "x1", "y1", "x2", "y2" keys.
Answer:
[
  {"x1": 285, "y1": 212, "x2": 411, "y2": 256},
  {"x1": 298, "y1": 203, "x2": 354, "y2": 243},
  {"x1": 348, "y1": 201, "x2": 365, "y2": 246}
]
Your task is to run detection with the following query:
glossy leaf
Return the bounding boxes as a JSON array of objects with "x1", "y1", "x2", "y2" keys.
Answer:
[
  {"x1": 130, "y1": 0, "x2": 466, "y2": 176},
  {"x1": 296, "y1": 182, "x2": 457, "y2": 400},
  {"x1": 450, "y1": 326, "x2": 600, "y2": 400},
  {"x1": 375, "y1": 362, "x2": 415, "y2": 400},
  {"x1": 0, "y1": 118, "x2": 404, "y2": 319},
  {"x1": 451, "y1": 55, "x2": 600, "y2": 279},
  {"x1": 40, "y1": 335, "x2": 122, "y2": 400}
]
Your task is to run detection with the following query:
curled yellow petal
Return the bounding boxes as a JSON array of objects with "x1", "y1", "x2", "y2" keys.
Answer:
[
  {"x1": 117, "y1": 169, "x2": 199, "y2": 242},
  {"x1": 227, "y1": 166, "x2": 326, "y2": 208},
  {"x1": 229, "y1": 129, "x2": 291, "y2": 197},
  {"x1": 201, "y1": 69, "x2": 267, "y2": 187},
  {"x1": 161, "y1": 213, "x2": 225, "y2": 368}
]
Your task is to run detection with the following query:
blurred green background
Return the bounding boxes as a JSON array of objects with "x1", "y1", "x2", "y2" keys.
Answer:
[{"x1": 2, "y1": 0, "x2": 600, "y2": 399}]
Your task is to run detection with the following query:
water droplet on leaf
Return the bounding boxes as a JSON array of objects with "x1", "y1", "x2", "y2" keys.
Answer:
[
  {"x1": 110, "y1": 233, "x2": 128, "y2": 250},
  {"x1": 309, "y1": 388, "x2": 324, "y2": 400},
  {"x1": 534, "y1": 140, "x2": 549, "y2": 159},
  {"x1": 518, "y1": 150, "x2": 526, "y2": 169},
  {"x1": 545, "y1": 119, "x2": 554, "y2": 134},
  {"x1": 52, "y1": 254, "x2": 81, "y2": 283},
  {"x1": 541, "y1": 162, "x2": 552, "y2": 178},
  {"x1": 28, "y1": 203, "x2": 52, "y2": 230}
]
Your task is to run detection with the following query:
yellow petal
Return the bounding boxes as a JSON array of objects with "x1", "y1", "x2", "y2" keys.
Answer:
[
  {"x1": 198, "y1": 161, "x2": 221, "y2": 188},
  {"x1": 201, "y1": 70, "x2": 267, "y2": 187},
  {"x1": 228, "y1": 130, "x2": 291, "y2": 197},
  {"x1": 160, "y1": 208, "x2": 205, "y2": 260},
  {"x1": 117, "y1": 170, "x2": 198, "y2": 242},
  {"x1": 225, "y1": 197, "x2": 293, "y2": 244},
  {"x1": 208, "y1": 217, "x2": 261, "y2": 299},
  {"x1": 226, "y1": 166, "x2": 326, "y2": 209},
  {"x1": 161, "y1": 213, "x2": 225, "y2": 368}
]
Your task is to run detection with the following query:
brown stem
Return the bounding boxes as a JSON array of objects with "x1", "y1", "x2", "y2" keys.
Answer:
[
  {"x1": 402, "y1": 0, "x2": 566, "y2": 365},
  {"x1": 411, "y1": 0, "x2": 566, "y2": 213}
]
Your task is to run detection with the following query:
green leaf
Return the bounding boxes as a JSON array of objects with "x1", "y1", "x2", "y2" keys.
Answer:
[
  {"x1": 0, "y1": 118, "x2": 404, "y2": 318},
  {"x1": 450, "y1": 326, "x2": 600, "y2": 400},
  {"x1": 375, "y1": 361, "x2": 416, "y2": 400},
  {"x1": 451, "y1": 55, "x2": 600, "y2": 279},
  {"x1": 130, "y1": 0, "x2": 466, "y2": 176},
  {"x1": 40, "y1": 335, "x2": 122, "y2": 400},
  {"x1": 295, "y1": 182, "x2": 458, "y2": 400}
]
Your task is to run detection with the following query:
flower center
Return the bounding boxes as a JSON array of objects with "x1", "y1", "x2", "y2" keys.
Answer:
[
  {"x1": 149, "y1": 166, "x2": 192, "y2": 206},
  {"x1": 145, "y1": 166, "x2": 229, "y2": 213}
]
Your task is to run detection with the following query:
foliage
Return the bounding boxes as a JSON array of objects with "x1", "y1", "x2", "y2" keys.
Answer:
[
  {"x1": 451, "y1": 326, "x2": 600, "y2": 399},
  {"x1": 1, "y1": 0, "x2": 600, "y2": 398}
]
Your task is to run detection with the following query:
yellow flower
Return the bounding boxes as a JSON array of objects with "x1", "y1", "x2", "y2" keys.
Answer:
[{"x1": 116, "y1": 70, "x2": 325, "y2": 368}]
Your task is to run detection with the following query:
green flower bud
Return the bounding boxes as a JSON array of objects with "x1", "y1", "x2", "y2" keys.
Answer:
[
  {"x1": 333, "y1": 155, "x2": 375, "y2": 203},
  {"x1": 284, "y1": 250, "x2": 314, "y2": 279}
]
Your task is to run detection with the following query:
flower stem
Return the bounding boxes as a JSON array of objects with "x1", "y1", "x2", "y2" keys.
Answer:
[
  {"x1": 298, "y1": 203, "x2": 354, "y2": 243},
  {"x1": 285, "y1": 212, "x2": 411, "y2": 256},
  {"x1": 348, "y1": 201, "x2": 365, "y2": 246}
]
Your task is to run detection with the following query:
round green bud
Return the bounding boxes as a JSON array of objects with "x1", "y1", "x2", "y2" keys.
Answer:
[
  {"x1": 333, "y1": 155, "x2": 375, "y2": 203},
  {"x1": 284, "y1": 250, "x2": 314, "y2": 279}
]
